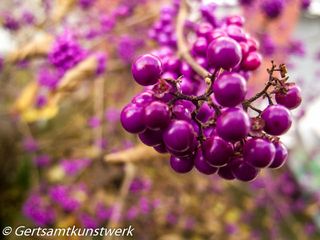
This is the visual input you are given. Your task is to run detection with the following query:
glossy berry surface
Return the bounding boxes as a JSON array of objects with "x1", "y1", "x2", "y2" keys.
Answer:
[
  {"x1": 241, "y1": 52, "x2": 262, "y2": 71},
  {"x1": 194, "y1": 149, "x2": 218, "y2": 175},
  {"x1": 132, "y1": 54, "x2": 162, "y2": 86},
  {"x1": 243, "y1": 138, "x2": 276, "y2": 168},
  {"x1": 261, "y1": 105, "x2": 292, "y2": 136},
  {"x1": 213, "y1": 73, "x2": 247, "y2": 107},
  {"x1": 231, "y1": 158, "x2": 260, "y2": 182},
  {"x1": 163, "y1": 120, "x2": 196, "y2": 153},
  {"x1": 275, "y1": 84, "x2": 302, "y2": 109},
  {"x1": 144, "y1": 101, "x2": 170, "y2": 130},
  {"x1": 261, "y1": 0, "x2": 284, "y2": 19},
  {"x1": 269, "y1": 141, "x2": 288, "y2": 168},
  {"x1": 138, "y1": 128, "x2": 163, "y2": 147},
  {"x1": 202, "y1": 136, "x2": 233, "y2": 167},
  {"x1": 170, "y1": 155, "x2": 194, "y2": 173},
  {"x1": 120, "y1": 104, "x2": 145, "y2": 133},
  {"x1": 207, "y1": 37, "x2": 242, "y2": 70},
  {"x1": 217, "y1": 163, "x2": 235, "y2": 180},
  {"x1": 216, "y1": 108, "x2": 250, "y2": 142}
]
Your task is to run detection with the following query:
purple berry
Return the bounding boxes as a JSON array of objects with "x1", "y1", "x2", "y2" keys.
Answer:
[
  {"x1": 243, "y1": 138, "x2": 276, "y2": 168},
  {"x1": 192, "y1": 37, "x2": 208, "y2": 55},
  {"x1": 154, "y1": 143, "x2": 168, "y2": 153},
  {"x1": 261, "y1": 0, "x2": 284, "y2": 19},
  {"x1": 194, "y1": 149, "x2": 218, "y2": 175},
  {"x1": 275, "y1": 84, "x2": 302, "y2": 109},
  {"x1": 217, "y1": 163, "x2": 235, "y2": 180},
  {"x1": 170, "y1": 155, "x2": 194, "y2": 173},
  {"x1": 144, "y1": 101, "x2": 171, "y2": 130},
  {"x1": 120, "y1": 104, "x2": 145, "y2": 133},
  {"x1": 202, "y1": 136, "x2": 233, "y2": 167},
  {"x1": 172, "y1": 103, "x2": 192, "y2": 121},
  {"x1": 216, "y1": 108, "x2": 250, "y2": 142},
  {"x1": 196, "y1": 23, "x2": 214, "y2": 38},
  {"x1": 226, "y1": 25, "x2": 247, "y2": 42},
  {"x1": 196, "y1": 102, "x2": 215, "y2": 123},
  {"x1": 231, "y1": 157, "x2": 260, "y2": 182},
  {"x1": 226, "y1": 16, "x2": 245, "y2": 26},
  {"x1": 241, "y1": 52, "x2": 262, "y2": 71},
  {"x1": 269, "y1": 141, "x2": 288, "y2": 168},
  {"x1": 163, "y1": 120, "x2": 196, "y2": 153},
  {"x1": 132, "y1": 91, "x2": 154, "y2": 106},
  {"x1": 132, "y1": 54, "x2": 162, "y2": 86},
  {"x1": 261, "y1": 105, "x2": 292, "y2": 136},
  {"x1": 138, "y1": 128, "x2": 163, "y2": 147},
  {"x1": 179, "y1": 77, "x2": 195, "y2": 95},
  {"x1": 213, "y1": 73, "x2": 247, "y2": 107},
  {"x1": 207, "y1": 37, "x2": 242, "y2": 70}
]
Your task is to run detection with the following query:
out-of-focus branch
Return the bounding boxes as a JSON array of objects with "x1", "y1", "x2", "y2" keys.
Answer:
[
  {"x1": 12, "y1": 82, "x2": 39, "y2": 113},
  {"x1": 51, "y1": 0, "x2": 76, "y2": 23},
  {"x1": 176, "y1": 0, "x2": 210, "y2": 79},
  {"x1": 104, "y1": 144, "x2": 169, "y2": 163},
  {"x1": 6, "y1": 34, "x2": 53, "y2": 63},
  {"x1": 57, "y1": 56, "x2": 97, "y2": 92},
  {"x1": 93, "y1": 76, "x2": 105, "y2": 157},
  {"x1": 106, "y1": 163, "x2": 135, "y2": 232}
]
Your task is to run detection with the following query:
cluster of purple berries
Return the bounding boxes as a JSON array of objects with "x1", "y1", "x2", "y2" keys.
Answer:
[
  {"x1": 120, "y1": 9, "x2": 301, "y2": 181},
  {"x1": 148, "y1": 4, "x2": 179, "y2": 48},
  {"x1": 48, "y1": 32, "x2": 87, "y2": 73}
]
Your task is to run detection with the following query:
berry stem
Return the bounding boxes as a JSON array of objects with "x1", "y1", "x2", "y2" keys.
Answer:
[
  {"x1": 243, "y1": 61, "x2": 278, "y2": 109},
  {"x1": 176, "y1": 0, "x2": 211, "y2": 79}
]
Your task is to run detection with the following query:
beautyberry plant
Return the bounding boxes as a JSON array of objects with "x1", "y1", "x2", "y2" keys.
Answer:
[{"x1": 121, "y1": 2, "x2": 301, "y2": 182}]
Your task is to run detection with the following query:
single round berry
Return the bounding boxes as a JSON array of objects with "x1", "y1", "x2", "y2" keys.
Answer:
[
  {"x1": 165, "y1": 56, "x2": 180, "y2": 72},
  {"x1": 261, "y1": 0, "x2": 284, "y2": 19},
  {"x1": 194, "y1": 148, "x2": 218, "y2": 175},
  {"x1": 138, "y1": 128, "x2": 163, "y2": 147},
  {"x1": 196, "y1": 22, "x2": 214, "y2": 38},
  {"x1": 261, "y1": 105, "x2": 292, "y2": 135},
  {"x1": 217, "y1": 163, "x2": 235, "y2": 180},
  {"x1": 243, "y1": 138, "x2": 276, "y2": 168},
  {"x1": 192, "y1": 37, "x2": 208, "y2": 55},
  {"x1": 179, "y1": 77, "x2": 195, "y2": 95},
  {"x1": 196, "y1": 102, "x2": 215, "y2": 123},
  {"x1": 241, "y1": 52, "x2": 262, "y2": 71},
  {"x1": 170, "y1": 155, "x2": 194, "y2": 173},
  {"x1": 213, "y1": 73, "x2": 247, "y2": 107},
  {"x1": 226, "y1": 25, "x2": 247, "y2": 42},
  {"x1": 172, "y1": 103, "x2": 192, "y2": 121},
  {"x1": 163, "y1": 120, "x2": 196, "y2": 152},
  {"x1": 206, "y1": 29, "x2": 227, "y2": 43},
  {"x1": 216, "y1": 108, "x2": 250, "y2": 142},
  {"x1": 247, "y1": 38, "x2": 260, "y2": 52},
  {"x1": 202, "y1": 136, "x2": 233, "y2": 167},
  {"x1": 226, "y1": 15, "x2": 245, "y2": 26},
  {"x1": 207, "y1": 37, "x2": 242, "y2": 70},
  {"x1": 132, "y1": 91, "x2": 154, "y2": 106},
  {"x1": 269, "y1": 141, "x2": 288, "y2": 168},
  {"x1": 120, "y1": 104, "x2": 145, "y2": 133},
  {"x1": 144, "y1": 101, "x2": 171, "y2": 130},
  {"x1": 275, "y1": 84, "x2": 302, "y2": 109},
  {"x1": 240, "y1": 42, "x2": 250, "y2": 58},
  {"x1": 132, "y1": 54, "x2": 162, "y2": 86},
  {"x1": 153, "y1": 143, "x2": 168, "y2": 153},
  {"x1": 231, "y1": 157, "x2": 260, "y2": 182}
]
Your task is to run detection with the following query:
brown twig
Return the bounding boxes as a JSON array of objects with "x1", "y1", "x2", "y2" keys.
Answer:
[
  {"x1": 6, "y1": 34, "x2": 53, "y2": 63},
  {"x1": 106, "y1": 163, "x2": 135, "y2": 232},
  {"x1": 176, "y1": 0, "x2": 210, "y2": 79},
  {"x1": 104, "y1": 144, "x2": 169, "y2": 163},
  {"x1": 93, "y1": 76, "x2": 105, "y2": 157}
]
